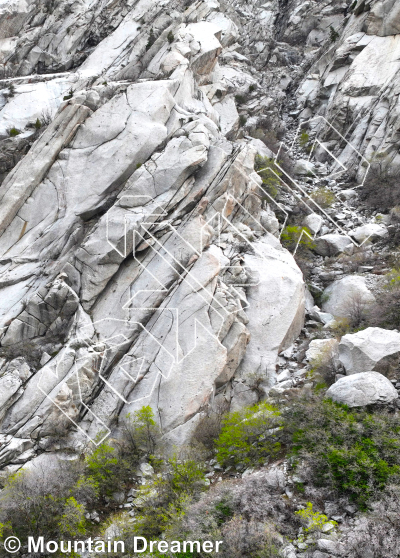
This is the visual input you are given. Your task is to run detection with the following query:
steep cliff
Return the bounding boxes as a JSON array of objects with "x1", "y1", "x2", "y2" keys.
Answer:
[
  {"x1": 0, "y1": 0, "x2": 399, "y2": 477},
  {"x1": 0, "y1": 0, "x2": 307, "y2": 470}
]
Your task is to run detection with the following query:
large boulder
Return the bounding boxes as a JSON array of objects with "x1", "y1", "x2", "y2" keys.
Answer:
[
  {"x1": 325, "y1": 372, "x2": 398, "y2": 407},
  {"x1": 322, "y1": 275, "x2": 375, "y2": 320},
  {"x1": 314, "y1": 234, "x2": 353, "y2": 256},
  {"x1": 232, "y1": 234, "x2": 305, "y2": 403},
  {"x1": 350, "y1": 223, "x2": 388, "y2": 244},
  {"x1": 339, "y1": 327, "x2": 400, "y2": 375}
]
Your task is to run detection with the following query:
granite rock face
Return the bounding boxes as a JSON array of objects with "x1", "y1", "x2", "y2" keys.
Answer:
[
  {"x1": 1, "y1": 0, "x2": 400, "y2": 472},
  {"x1": 0, "y1": 0, "x2": 307, "y2": 467}
]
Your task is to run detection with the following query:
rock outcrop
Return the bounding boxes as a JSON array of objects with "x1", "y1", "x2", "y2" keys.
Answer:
[
  {"x1": 0, "y1": 0, "x2": 307, "y2": 468},
  {"x1": 1, "y1": 0, "x2": 400, "y2": 475}
]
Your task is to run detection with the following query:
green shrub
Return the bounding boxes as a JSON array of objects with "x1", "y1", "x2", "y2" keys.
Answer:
[
  {"x1": 239, "y1": 114, "x2": 247, "y2": 127},
  {"x1": 280, "y1": 225, "x2": 315, "y2": 252},
  {"x1": 167, "y1": 30, "x2": 174, "y2": 43},
  {"x1": 34, "y1": 118, "x2": 42, "y2": 129},
  {"x1": 7, "y1": 84, "x2": 16, "y2": 98},
  {"x1": 131, "y1": 453, "x2": 206, "y2": 538},
  {"x1": 8, "y1": 127, "x2": 20, "y2": 137},
  {"x1": 63, "y1": 88, "x2": 74, "y2": 101},
  {"x1": 295, "y1": 502, "x2": 336, "y2": 533},
  {"x1": 298, "y1": 131, "x2": 309, "y2": 148},
  {"x1": 85, "y1": 439, "x2": 129, "y2": 500},
  {"x1": 255, "y1": 154, "x2": 282, "y2": 198},
  {"x1": 385, "y1": 268, "x2": 400, "y2": 287},
  {"x1": 58, "y1": 497, "x2": 87, "y2": 537},
  {"x1": 216, "y1": 401, "x2": 282, "y2": 467},
  {"x1": 71, "y1": 476, "x2": 99, "y2": 505},
  {"x1": 214, "y1": 500, "x2": 234, "y2": 525},
  {"x1": 284, "y1": 395, "x2": 400, "y2": 508},
  {"x1": 310, "y1": 187, "x2": 336, "y2": 209}
]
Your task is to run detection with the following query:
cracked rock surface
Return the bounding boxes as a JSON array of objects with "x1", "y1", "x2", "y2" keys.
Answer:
[
  {"x1": 1, "y1": 0, "x2": 400, "y2": 479},
  {"x1": 0, "y1": 0, "x2": 307, "y2": 469}
]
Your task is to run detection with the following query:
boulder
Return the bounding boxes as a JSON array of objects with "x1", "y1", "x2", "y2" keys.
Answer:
[
  {"x1": 281, "y1": 544, "x2": 297, "y2": 558},
  {"x1": 339, "y1": 188, "x2": 357, "y2": 201},
  {"x1": 321, "y1": 275, "x2": 375, "y2": 319},
  {"x1": 304, "y1": 213, "x2": 323, "y2": 234},
  {"x1": 234, "y1": 235, "x2": 305, "y2": 389},
  {"x1": 139, "y1": 462, "x2": 154, "y2": 478},
  {"x1": 185, "y1": 21, "x2": 222, "y2": 75},
  {"x1": 325, "y1": 371, "x2": 398, "y2": 407},
  {"x1": 293, "y1": 159, "x2": 315, "y2": 176},
  {"x1": 339, "y1": 327, "x2": 400, "y2": 375},
  {"x1": 350, "y1": 223, "x2": 388, "y2": 244},
  {"x1": 314, "y1": 234, "x2": 353, "y2": 256}
]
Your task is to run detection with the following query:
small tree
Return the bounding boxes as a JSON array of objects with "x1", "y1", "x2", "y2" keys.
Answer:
[
  {"x1": 8, "y1": 127, "x2": 20, "y2": 137},
  {"x1": 146, "y1": 28, "x2": 156, "y2": 50},
  {"x1": 329, "y1": 25, "x2": 339, "y2": 42},
  {"x1": 132, "y1": 451, "x2": 206, "y2": 538},
  {"x1": 123, "y1": 405, "x2": 161, "y2": 462}
]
